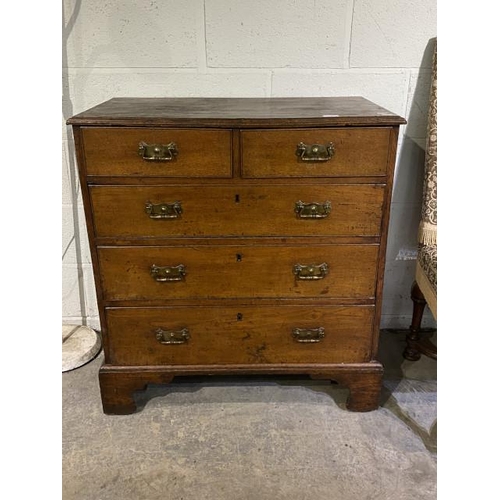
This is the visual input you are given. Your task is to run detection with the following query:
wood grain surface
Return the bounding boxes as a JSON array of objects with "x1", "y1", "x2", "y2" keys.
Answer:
[
  {"x1": 90, "y1": 184, "x2": 385, "y2": 238},
  {"x1": 105, "y1": 305, "x2": 375, "y2": 365},
  {"x1": 241, "y1": 127, "x2": 390, "y2": 177},
  {"x1": 83, "y1": 128, "x2": 232, "y2": 177},
  {"x1": 68, "y1": 97, "x2": 406, "y2": 128},
  {"x1": 98, "y1": 244, "x2": 379, "y2": 300}
]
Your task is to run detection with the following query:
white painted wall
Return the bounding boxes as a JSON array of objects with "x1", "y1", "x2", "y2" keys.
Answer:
[{"x1": 62, "y1": 0, "x2": 437, "y2": 330}]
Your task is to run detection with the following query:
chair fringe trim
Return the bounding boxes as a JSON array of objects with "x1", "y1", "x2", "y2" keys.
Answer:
[{"x1": 418, "y1": 222, "x2": 437, "y2": 246}]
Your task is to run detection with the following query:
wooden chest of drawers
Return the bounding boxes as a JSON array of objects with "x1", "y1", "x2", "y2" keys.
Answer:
[{"x1": 68, "y1": 97, "x2": 405, "y2": 414}]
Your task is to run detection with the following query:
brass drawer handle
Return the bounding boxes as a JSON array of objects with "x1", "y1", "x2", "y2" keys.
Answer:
[
  {"x1": 150, "y1": 264, "x2": 186, "y2": 282},
  {"x1": 292, "y1": 327, "x2": 325, "y2": 343},
  {"x1": 296, "y1": 142, "x2": 334, "y2": 162},
  {"x1": 155, "y1": 327, "x2": 190, "y2": 345},
  {"x1": 138, "y1": 141, "x2": 178, "y2": 161},
  {"x1": 295, "y1": 201, "x2": 331, "y2": 219},
  {"x1": 145, "y1": 201, "x2": 182, "y2": 219},
  {"x1": 294, "y1": 263, "x2": 329, "y2": 280}
]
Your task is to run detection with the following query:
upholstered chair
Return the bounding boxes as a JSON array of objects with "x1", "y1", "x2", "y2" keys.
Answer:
[{"x1": 403, "y1": 42, "x2": 437, "y2": 361}]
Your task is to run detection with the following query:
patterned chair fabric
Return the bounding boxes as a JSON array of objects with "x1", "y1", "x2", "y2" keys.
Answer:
[{"x1": 416, "y1": 42, "x2": 437, "y2": 318}]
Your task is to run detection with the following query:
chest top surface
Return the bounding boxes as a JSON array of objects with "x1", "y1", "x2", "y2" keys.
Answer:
[{"x1": 67, "y1": 96, "x2": 406, "y2": 128}]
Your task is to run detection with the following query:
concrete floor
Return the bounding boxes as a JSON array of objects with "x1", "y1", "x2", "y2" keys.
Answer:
[{"x1": 62, "y1": 330, "x2": 437, "y2": 500}]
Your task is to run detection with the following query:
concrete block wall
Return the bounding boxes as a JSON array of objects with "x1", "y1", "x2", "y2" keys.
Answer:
[{"x1": 62, "y1": 0, "x2": 437, "y2": 330}]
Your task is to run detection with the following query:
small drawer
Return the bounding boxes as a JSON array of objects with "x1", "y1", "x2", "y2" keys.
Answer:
[
  {"x1": 241, "y1": 127, "x2": 390, "y2": 178},
  {"x1": 82, "y1": 127, "x2": 232, "y2": 177},
  {"x1": 105, "y1": 305, "x2": 375, "y2": 365},
  {"x1": 98, "y1": 244, "x2": 378, "y2": 301},
  {"x1": 90, "y1": 184, "x2": 385, "y2": 238}
]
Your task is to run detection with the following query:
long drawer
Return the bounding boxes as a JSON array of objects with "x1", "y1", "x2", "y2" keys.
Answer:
[
  {"x1": 82, "y1": 128, "x2": 232, "y2": 177},
  {"x1": 105, "y1": 305, "x2": 375, "y2": 365},
  {"x1": 98, "y1": 244, "x2": 378, "y2": 301},
  {"x1": 90, "y1": 184, "x2": 385, "y2": 238},
  {"x1": 241, "y1": 127, "x2": 391, "y2": 178}
]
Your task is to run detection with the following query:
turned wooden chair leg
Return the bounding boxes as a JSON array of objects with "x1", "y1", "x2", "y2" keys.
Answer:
[{"x1": 403, "y1": 281, "x2": 427, "y2": 361}]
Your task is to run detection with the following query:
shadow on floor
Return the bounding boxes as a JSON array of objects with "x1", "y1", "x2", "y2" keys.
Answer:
[
  {"x1": 378, "y1": 328, "x2": 437, "y2": 453},
  {"x1": 134, "y1": 375, "x2": 349, "y2": 411}
]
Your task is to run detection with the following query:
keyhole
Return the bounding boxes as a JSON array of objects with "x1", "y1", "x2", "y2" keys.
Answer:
[
  {"x1": 235, "y1": 194, "x2": 240, "y2": 203},
  {"x1": 236, "y1": 254, "x2": 242, "y2": 262},
  {"x1": 237, "y1": 313, "x2": 243, "y2": 321}
]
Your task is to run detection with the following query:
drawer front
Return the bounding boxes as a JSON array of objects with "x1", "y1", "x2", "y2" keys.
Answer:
[
  {"x1": 241, "y1": 128, "x2": 390, "y2": 178},
  {"x1": 90, "y1": 185, "x2": 384, "y2": 238},
  {"x1": 98, "y1": 245, "x2": 378, "y2": 301},
  {"x1": 105, "y1": 305, "x2": 374, "y2": 365},
  {"x1": 82, "y1": 128, "x2": 232, "y2": 177}
]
